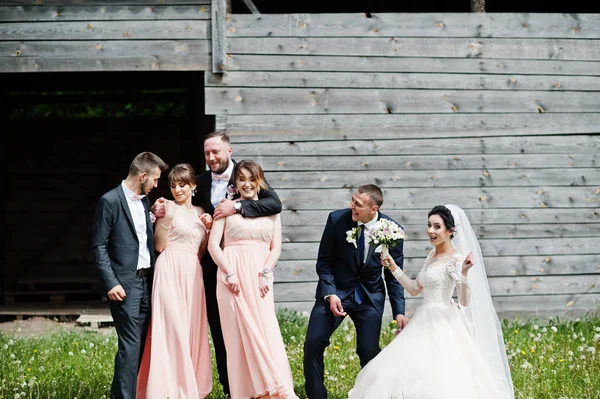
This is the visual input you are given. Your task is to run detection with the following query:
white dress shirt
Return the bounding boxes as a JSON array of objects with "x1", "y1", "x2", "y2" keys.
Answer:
[
  {"x1": 324, "y1": 212, "x2": 379, "y2": 301},
  {"x1": 121, "y1": 181, "x2": 152, "y2": 270},
  {"x1": 210, "y1": 160, "x2": 235, "y2": 208}
]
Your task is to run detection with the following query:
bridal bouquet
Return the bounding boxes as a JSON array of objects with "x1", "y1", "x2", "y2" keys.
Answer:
[{"x1": 365, "y1": 219, "x2": 405, "y2": 257}]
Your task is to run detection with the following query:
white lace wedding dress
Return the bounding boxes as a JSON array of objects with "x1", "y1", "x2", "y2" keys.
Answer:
[{"x1": 348, "y1": 251, "x2": 513, "y2": 399}]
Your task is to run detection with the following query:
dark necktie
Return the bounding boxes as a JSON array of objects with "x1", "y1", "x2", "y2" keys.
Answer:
[
  {"x1": 358, "y1": 224, "x2": 365, "y2": 265},
  {"x1": 355, "y1": 224, "x2": 366, "y2": 305}
]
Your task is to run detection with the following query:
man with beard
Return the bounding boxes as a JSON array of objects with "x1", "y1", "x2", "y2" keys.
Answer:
[{"x1": 92, "y1": 151, "x2": 169, "y2": 399}]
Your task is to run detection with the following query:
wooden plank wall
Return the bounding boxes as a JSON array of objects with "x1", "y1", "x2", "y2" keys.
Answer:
[
  {"x1": 0, "y1": 0, "x2": 212, "y2": 72},
  {"x1": 205, "y1": 12, "x2": 600, "y2": 320}
]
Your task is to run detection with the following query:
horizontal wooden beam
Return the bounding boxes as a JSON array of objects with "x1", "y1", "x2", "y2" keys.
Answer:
[
  {"x1": 225, "y1": 55, "x2": 600, "y2": 76},
  {"x1": 279, "y1": 223, "x2": 600, "y2": 243},
  {"x1": 227, "y1": 37, "x2": 600, "y2": 62},
  {"x1": 270, "y1": 186, "x2": 600, "y2": 211},
  {"x1": 217, "y1": 113, "x2": 600, "y2": 141},
  {"x1": 0, "y1": 20, "x2": 210, "y2": 40},
  {"x1": 276, "y1": 237, "x2": 598, "y2": 260},
  {"x1": 0, "y1": 5, "x2": 210, "y2": 21},
  {"x1": 0, "y1": 40, "x2": 210, "y2": 72},
  {"x1": 277, "y1": 208, "x2": 600, "y2": 226},
  {"x1": 0, "y1": 54, "x2": 210, "y2": 72},
  {"x1": 205, "y1": 87, "x2": 600, "y2": 115},
  {"x1": 232, "y1": 154, "x2": 600, "y2": 171},
  {"x1": 3, "y1": 1, "x2": 211, "y2": 5},
  {"x1": 205, "y1": 71, "x2": 600, "y2": 91},
  {"x1": 275, "y1": 293, "x2": 600, "y2": 320},
  {"x1": 273, "y1": 254, "x2": 600, "y2": 282},
  {"x1": 227, "y1": 13, "x2": 600, "y2": 39},
  {"x1": 260, "y1": 168, "x2": 600, "y2": 188},
  {"x1": 272, "y1": 275, "x2": 600, "y2": 302}
]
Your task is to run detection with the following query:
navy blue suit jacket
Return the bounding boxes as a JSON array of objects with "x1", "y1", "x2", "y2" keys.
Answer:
[
  {"x1": 314, "y1": 208, "x2": 405, "y2": 317},
  {"x1": 91, "y1": 185, "x2": 156, "y2": 294}
]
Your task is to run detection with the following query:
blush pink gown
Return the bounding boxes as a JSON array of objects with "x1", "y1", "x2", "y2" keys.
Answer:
[
  {"x1": 137, "y1": 205, "x2": 212, "y2": 399},
  {"x1": 217, "y1": 214, "x2": 298, "y2": 399}
]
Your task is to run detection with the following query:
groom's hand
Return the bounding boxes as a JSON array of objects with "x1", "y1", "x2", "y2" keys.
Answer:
[
  {"x1": 395, "y1": 314, "x2": 407, "y2": 334},
  {"x1": 327, "y1": 295, "x2": 347, "y2": 317}
]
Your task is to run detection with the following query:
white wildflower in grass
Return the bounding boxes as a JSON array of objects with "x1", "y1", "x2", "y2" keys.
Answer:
[{"x1": 1, "y1": 311, "x2": 600, "y2": 399}]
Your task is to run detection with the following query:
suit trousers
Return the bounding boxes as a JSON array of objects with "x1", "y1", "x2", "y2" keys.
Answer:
[
  {"x1": 109, "y1": 274, "x2": 151, "y2": 399},
  {"x1": 202, "y1": 257, "x2": 230, "y2": 396},
  {"x1": 303, "y1": 293, "x2": 383, "y2": 399}
]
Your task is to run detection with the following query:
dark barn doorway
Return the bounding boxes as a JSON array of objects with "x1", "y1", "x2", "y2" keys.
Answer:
[{"x1": 0, "y1": 71, "x2": 212, "y2": 312}]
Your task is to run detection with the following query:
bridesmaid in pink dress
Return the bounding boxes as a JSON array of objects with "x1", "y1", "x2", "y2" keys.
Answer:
[
  {"x1": 208, "y1": 160, "x2": 298, "y2": 399},
  {"x1": 137, "y1": 163, "x2": 213, "y2": 399}
]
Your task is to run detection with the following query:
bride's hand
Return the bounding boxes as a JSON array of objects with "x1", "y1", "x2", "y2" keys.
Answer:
[
  {"x1": 462, "y1": 252, "x2": 475, "y2": 274},
  {"x1": 381, "y1": 255, "x2": 397, "y2": 272}
]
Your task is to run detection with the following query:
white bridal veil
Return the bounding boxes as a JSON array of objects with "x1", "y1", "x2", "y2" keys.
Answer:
[{"x1": 445, "y1": 204, "x2": 514, "y2": 398}]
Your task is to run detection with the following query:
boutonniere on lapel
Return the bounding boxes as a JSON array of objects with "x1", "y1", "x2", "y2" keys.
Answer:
[
  {"x1": 346, "y1": 227, "x2": 360, "y2": 249},
  {"x1": 226, "y1": 184, "x2": 238, "y2": 200}
]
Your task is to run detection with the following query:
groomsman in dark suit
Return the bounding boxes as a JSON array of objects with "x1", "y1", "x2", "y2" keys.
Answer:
[
  {"x1": 92, "y1": 152, "x2": 169, "y2": 399},
  {"x1": 152, "y1": 131, "x2": 281, "y2": 397},
  {"x1": 303, "y1": 184, "x2": 407, "y2": 399}
]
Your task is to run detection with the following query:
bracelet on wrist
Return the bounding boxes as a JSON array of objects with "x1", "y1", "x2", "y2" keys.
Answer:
[
  {"x1": 226, "y1": 273, "x2": 235, "y2": 280},
  {"x1": 259, "y1": 268, "x2": 272, "y2": 278},
  {"x1": 391, "y1": 267, "x2": 405, "y2": 279},
  {"x1": 460, "y1": 274, "x2": 470, "y2": 287}
]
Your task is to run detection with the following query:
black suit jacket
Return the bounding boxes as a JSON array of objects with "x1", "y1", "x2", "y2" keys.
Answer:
[
  {"x1": 91, "y1": 185, "x2": 156, "y2": 294},
  {"x1": 193, "y1": 159, "x2": 282, "y2": 217},
  {"x1": 314, "y1": 208, "x2": 405, "y2": 317}
]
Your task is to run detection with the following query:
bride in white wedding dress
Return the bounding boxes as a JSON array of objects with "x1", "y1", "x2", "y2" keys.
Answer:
[{"x1": 348, "y1": 205, "x2": 514, "y2": 399}]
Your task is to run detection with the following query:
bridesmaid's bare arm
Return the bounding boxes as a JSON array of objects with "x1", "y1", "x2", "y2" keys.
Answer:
[{"x1": 263, "y1": 215, "x2": 282, "y2": 271}]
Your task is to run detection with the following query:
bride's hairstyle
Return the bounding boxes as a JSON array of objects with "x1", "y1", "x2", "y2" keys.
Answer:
[{"x1": 428, "y1": 205, "x2": 455, "y2": 239}]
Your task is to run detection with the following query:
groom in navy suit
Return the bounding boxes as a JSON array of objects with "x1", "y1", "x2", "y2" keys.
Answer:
[{"x1": 303, "y1": 184, "x2": 406, "y2": 399}]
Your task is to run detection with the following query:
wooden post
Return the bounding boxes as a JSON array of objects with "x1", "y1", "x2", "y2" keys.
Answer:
[
  {"x1": 212, "y1": 0, "x2": 231, "y2": 73},
  {"x1": 0, "y1": 90, "x2": 9, "y2": 305},
  {"x1": 242, "y1": 0, "x2": 260, "y2": 14},
  {"x1": 471, "y1": 0, "x2": 485, "y2": 13}
]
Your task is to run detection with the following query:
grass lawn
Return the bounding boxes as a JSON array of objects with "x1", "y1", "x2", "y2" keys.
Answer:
[{"x1": 1, "y1": 309, "x2": 599, "y2": 399}]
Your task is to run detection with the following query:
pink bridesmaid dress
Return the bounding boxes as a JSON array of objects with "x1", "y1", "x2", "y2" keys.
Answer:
[
  {"x1": 217, "y1": 214, "x2": 298, "y2": 399},
  {"x1": 137, "y1": 205, "x2": 212, "y2": 399}
]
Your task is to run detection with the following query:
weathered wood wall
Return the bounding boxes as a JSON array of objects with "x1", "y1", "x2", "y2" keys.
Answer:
[
  {"x1": 205, "y1": 12, "x2": 600, "y2": 320},
  {"x1": 0, "y1": 0, "x2": 212, "y2": 72}
]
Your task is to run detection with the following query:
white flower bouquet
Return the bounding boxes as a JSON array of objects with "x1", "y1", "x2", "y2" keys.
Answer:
[{"x1": 365, "y1": 219, "x2": 405, "y2": 257}]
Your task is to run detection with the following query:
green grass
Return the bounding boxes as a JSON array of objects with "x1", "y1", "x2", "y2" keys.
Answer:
[{"x1": 1, "y1": 310, "x2": 599, "y2": 399}]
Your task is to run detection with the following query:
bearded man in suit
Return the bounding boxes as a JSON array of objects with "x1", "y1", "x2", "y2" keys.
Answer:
[
  {"x1": 92, "y1": 151, "x2": 169, "y2": 399},
  {"x1": 152, "y1": 131, "x2": 281, "y2": 397}
]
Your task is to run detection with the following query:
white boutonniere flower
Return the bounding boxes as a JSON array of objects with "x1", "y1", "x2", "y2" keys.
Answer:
[
  {"x1": 226, "y1": 184, "x2": 238, "y2": 200},
  {"x1": 346, "y1": 227, "x2": 360, "y2": 248},
  {"x1": 149, "y1": 212, "x2": 157, "y2": 224}
]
